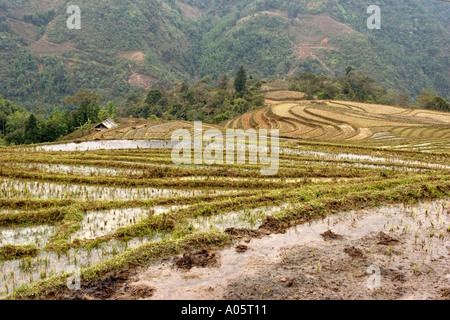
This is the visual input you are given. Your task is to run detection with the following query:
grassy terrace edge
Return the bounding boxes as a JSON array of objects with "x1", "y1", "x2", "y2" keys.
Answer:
[{"x1": 6, "y1": 179, "x2": 450, "y2": 300}]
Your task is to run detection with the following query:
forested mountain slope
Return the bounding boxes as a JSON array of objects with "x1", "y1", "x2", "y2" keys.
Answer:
[{"x1": 0, "y1": 0, "x2": 448, "y2": 111}]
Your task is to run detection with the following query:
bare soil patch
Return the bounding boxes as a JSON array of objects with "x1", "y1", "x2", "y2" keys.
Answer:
[
  {"x1": 117, "y1": 51, "x2": 146, "y2": 63},
  {"x1": 174, "y1": 250, "x2": 221, "y2": 270}
]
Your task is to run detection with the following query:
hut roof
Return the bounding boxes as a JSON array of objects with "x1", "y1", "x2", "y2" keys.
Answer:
[{"x1": 94, "y1": 118, "x2": 118, "y2": 130}]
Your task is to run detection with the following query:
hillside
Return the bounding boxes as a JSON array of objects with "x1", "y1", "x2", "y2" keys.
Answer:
[{"x1": 0, "y1": 0, "x2": 449, "y2": 111}]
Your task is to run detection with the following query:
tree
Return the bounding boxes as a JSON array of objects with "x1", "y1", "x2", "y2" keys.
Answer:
[
  {"x1": 107, "y1": 102, "x2": 117, "y2": 118},
  {"x1": 64, "y1": 89, "x2": 102, "y2": 107},
  {"x1": 398, "y1": 94, "x2": 410, "y2": 108},
  {"x1": 41, "y1": 110, "x2": 69, "y2": 142},
  {"x1": 65, "y1": 89, "x2": 102, "y2": 128},
  {"x1": 234, "y1": 66, "x2": 247, "y2": 96},
  {"x1": 232, "y1": 98, "x2": 249, "y2": 115},
  {"x1": 143, "y1": 89, "x2": 168, "y2": 118},
  {"x1": 346, "y1": 66, "x2": 355, "y2": 76},
  {"x1": 416, "y1": 89, "x2": 436, "y2": 110},
  {"x1": 145, "y1": 89, "x2": 164, "y2": 106},
  {"x1": 0, "y1": 95, "x2": 23, "y2": 137},
  {"x1": 427, "y1": 96, "x2": 449, "y2": 112},
  {"x1": 24, "y1": 114, "x2": 40, "y2": 143},
  {"x1": 5, "y1": 111, "x2": 27, "y2": 145},
  {"x1": 415, "y1": 90, "x2": 449, "y2": 111},
  {"x1": 98, "y1": 107, "x2": 109, "y2": 122},
  {"x1": 218, "y1": 76, "x2": 229, "y2": 90},
  {"x1": 97, "y1": 100, "x2": 118, "y2": 121}
]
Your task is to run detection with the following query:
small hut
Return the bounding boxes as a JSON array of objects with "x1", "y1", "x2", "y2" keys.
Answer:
[{"x1": 94, "y1": 118, "x2": 118, "y2": 131}]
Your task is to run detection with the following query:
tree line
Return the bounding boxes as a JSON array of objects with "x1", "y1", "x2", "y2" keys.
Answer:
[
  {"x1": 288, "y1": 69, "x2": 449, "y2": 110},
  {"x1": 125, "y1": 66, "x2": 265, "y2": 124},
  {"x1": 0, "y1": 90, "x2": 117, "y2": 145}
]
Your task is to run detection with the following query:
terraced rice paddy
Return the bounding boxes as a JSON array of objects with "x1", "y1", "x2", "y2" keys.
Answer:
[
  {"x1": 1, "y1": 88, "x2": 449, "y2": 299},
  {"x1": 225, "y1": 96, "x2": 450, "y2": 153},
  {"x1": 0, "y1": 131, "x2": 448, "y2": 300}
]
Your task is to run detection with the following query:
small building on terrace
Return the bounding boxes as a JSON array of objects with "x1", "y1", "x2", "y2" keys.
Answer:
[{"x1": 94, "y1": 118, "x2": 118, "y2": 131}]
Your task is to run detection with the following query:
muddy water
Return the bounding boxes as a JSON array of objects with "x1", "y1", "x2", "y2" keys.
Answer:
[
  {"x1": 34, "y1": 140, "x2": 178, "y2": 152},
  {"x1": 119, "y1": 200, "x2": 449, "y2": 300},
  {"x1": 0, "y1": 203, "x2": 263, "y2": 297},
  {"x1": 0, "y1": 206, "x2": 185, "y2": 297},
  {"x1": 1, "y1": 200, "x2": 448, "y2": 299},
  {"x1": 0, "y1": 203, "x2": 289, "y2": 297}
]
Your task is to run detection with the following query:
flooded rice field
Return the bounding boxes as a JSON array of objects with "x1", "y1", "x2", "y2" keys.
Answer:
[
  {"x1": 0, "y1": 225, "x2": 57, "y2": 248},
  {"x1": 0, "y1": 236, "x2": 160, "y2": 297},
  {"x1": 34, "y1": 140, "x2": 178, "y2": 152},
  {"x1": 108, "y1": 200, "x2": 450, "y2": 300},
  {"x1": 190, "y1": 204, "x2": 292, "y2": 233},
  {"x1": 0, "y1": 178, "x2": 233, "y2": 201},
  {"x1": 1, "y1": 139, "x2": 448, "y2": 300},
  {"x1": 281, "y1": 148, "x2": 450, "y2": 170},
  {"x1": 0, "y1": 203, "x2": 289, "y2": 297},
  {"x1": 15, "y1": 163, "x2": 143, "y2": 177},
  {"x1": 71, "y1": 206, "x2": 186, "y2": 241}
]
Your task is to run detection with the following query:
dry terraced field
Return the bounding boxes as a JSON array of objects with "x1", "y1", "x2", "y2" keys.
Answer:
[{"x1": 225, "y1": 95, "x2": 450, "y2": 153}]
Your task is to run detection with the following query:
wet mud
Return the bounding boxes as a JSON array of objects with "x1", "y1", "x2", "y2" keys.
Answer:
[{"x1": 46, "y1": 200, "x2": 450, "y2": 300}]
